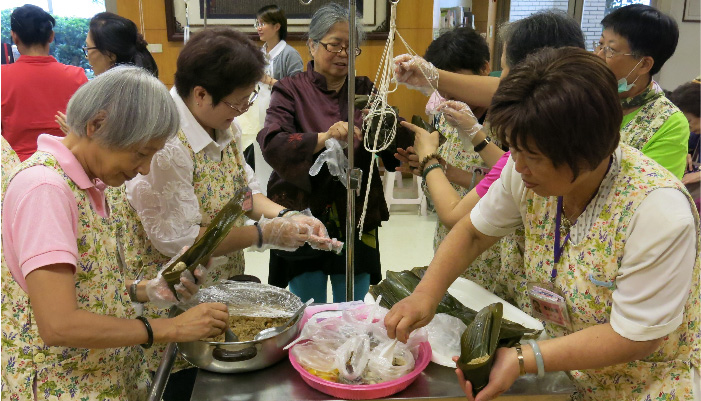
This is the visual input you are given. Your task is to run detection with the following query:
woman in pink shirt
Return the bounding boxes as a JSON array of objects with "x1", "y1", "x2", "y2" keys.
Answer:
[{"x1": 1, "y1": 66, "x2": 229, "y2": 401}]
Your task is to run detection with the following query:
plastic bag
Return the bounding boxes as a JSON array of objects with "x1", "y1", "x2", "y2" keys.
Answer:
[
  {"x1": 289, "y1": 302, "x2": 427, "y2": 385},
  {"x1": 179, "y1": 280, "x2": 302, "y2": 318},
  {"x1": 425, "y1": 313, "x2": 467, "y2": 367},
  {"x1": 309, "y1": 138, "x2": 348, "y2": 187}
]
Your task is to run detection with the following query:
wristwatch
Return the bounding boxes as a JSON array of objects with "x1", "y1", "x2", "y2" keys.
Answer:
[
  {"x1": 474, "y1": 137, "x2": 491, "y2": 152},
  {"x1": 129, "y1": 278, "x2": 142, "y2": 302}
]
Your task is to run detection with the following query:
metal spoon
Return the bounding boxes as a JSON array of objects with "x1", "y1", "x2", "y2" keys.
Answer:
[
  {"x1": 254, "y1": 299, "x2": 313, "y2": 341},
  {"x1": 224, "y1": 327, "x2": 239, "y2": 342}
]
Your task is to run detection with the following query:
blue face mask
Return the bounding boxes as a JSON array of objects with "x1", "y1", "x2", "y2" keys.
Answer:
[{"x1": 618, "y1": 59, "x2": 644, "y2": 93}]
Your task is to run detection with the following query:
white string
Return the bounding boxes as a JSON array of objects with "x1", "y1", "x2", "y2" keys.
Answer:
[
  {"x1": 183, "y1": 0, "x2": 190, "y2": 43},
  {"x1": 138, "y1": 0, "x2": 146, "y2": 41}
]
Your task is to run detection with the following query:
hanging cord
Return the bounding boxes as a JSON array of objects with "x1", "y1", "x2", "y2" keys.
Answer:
[
  {"x1": 183, "y1": 0, "x2": 190, "y2": 43},
  {"x1": 138, "y1": 0, "x2": 146, "y2": 41},
  {"x1": 356, "y1": 0, "x2": 439, "y2": 237}
]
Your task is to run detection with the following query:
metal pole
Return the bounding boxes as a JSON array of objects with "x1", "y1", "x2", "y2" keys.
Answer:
[
  {"x1": 203, "y1": 0, "x2": 208, "y2": 29},
  {"x1": 345, "y1": 0, "x2": 357, "y2": 302}
]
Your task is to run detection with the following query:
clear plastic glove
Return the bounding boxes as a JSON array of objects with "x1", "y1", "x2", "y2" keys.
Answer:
[
  {"x1": 393, "y1": 54, "x2": 439, "y2": 96},
  {"x1": 310, "y1": 138, "x2": 349, "y2": 187},
  {"x1": 425, "y1": 91, "x2": 447, "y2": 116},
  {"x1": 288, "y1": 209, "x2": 344, "y2": 253},
  {"x1": 254, "y1": 215, "x2": 312, "y2": 252},
  {"x1": 438, "y1": 100, "x2": 483, "y2": 142},
  {"x1": 146, "y1": 246, "x2": 208, "y2": 309}
]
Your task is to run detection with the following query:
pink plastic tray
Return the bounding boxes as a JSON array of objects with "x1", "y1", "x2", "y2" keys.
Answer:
[{"x1": 289, "y1": 341, "x2": 432, "y2": 400}]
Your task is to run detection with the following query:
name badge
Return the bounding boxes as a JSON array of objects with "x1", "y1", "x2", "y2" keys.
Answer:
[{"x1": 527, "y1": 282, "x2": 572, "y2": 330}]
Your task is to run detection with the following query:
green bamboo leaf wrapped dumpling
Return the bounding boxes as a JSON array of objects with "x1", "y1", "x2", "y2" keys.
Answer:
[{"x1": 456, "y1": 303, "x2": 503, "y2": 396}]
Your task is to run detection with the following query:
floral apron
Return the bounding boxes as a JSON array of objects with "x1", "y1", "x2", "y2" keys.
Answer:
[
  {"x1": 1, "y1": 152, "x2": 149, "y2": 401},
  {"x1": 113, "y1": 129, "x2": 248, "y2": 372},
  {"x1": 620, "y1": 95, "x2": 679, "y2": 152},
  {"x1": 515, "y1": 145, "x2": 700, "y2": 400},
  {"x1": 425, "y1": 114, "x2": 503, "y2": 291}
]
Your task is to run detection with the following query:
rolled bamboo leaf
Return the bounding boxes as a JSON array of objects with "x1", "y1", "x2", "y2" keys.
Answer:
[
  {"x1": 457, "y1": 303, "x2": 503, "y2": 396},
  {"x1": 354, "y1": 94, "x2": 370, "y2": 110},
  {"x1": 372, "y1": 268, "x2": 538, "y2": 347},
  {"x1": 410, "y1": 115, "x2": 446, "y2": 146},
  {"x1": 161, "y1": 188, "x2": 247, "y2": 293}
]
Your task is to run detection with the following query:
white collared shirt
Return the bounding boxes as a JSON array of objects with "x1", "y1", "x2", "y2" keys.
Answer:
[{"x1": 124, "y1": 88, "x2": 261, "y2": 257}]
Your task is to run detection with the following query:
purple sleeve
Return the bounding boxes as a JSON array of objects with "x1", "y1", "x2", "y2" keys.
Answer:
[{"x1": 475, "y1": 151, "x2": 510, "y2": 198}]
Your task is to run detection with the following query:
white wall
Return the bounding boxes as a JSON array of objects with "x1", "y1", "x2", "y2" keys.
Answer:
[{"x1": 656, "y1": 0, "x2": 701, "y2": 90}]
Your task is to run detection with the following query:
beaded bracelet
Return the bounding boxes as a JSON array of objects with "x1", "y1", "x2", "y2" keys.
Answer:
[
  {"x1": 417, "y1": 153, "x2": 441, "y2": 175},
  {"x1": 422, "y1": 163, "x2": 443, "y2": 180}
]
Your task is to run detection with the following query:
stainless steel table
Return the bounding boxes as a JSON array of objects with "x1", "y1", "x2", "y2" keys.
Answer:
[{"x1": 190, "y1": 359, "x2": 575, "y2": 400}]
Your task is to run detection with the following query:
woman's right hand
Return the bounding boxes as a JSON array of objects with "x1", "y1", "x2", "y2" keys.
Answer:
[
  {"x1": 257, "y1": 216, "x2": 312, "y2": 251},
  {"x1": 169, "y1": 302, "x2": 229, "y2": 342},
  {"x1": 384, "y1": 292, "x2": 439, "y2": 343},
  {"x1": 393, "y1": 54, "x2": 439, "y2": 95},
  {"x1": 323, "y1": 121, "x2": 363, "y2": 143},
  {"x1": 55, "y1": 111, "x2": 69, "y2": 134}
]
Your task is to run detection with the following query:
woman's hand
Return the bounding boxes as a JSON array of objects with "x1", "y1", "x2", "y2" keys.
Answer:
[
  {"x1": 384, "y1": 291, "x2": 439, "y2": 343},
  {"x1": 394, "y1": 146, "x2": 421, "y2": 176},
  {"x1": 453, "y1": 347, "x2": 520, "y2": 401},
  {"x1": 682, "y1": 171, "x2": 700, "y2": 185},
  {"x1": 257, "y1": 216, "x2": 312, "y2": 251},
  {"x1": 145, "y1": 246, "x2": 207, "y2": 307},
  {"x1": 324, "y1": 121, "x2": 363, "y2": 143},
  {"x1": 168, "y1": 302, "x2": 229, "y2": 342},
  {"x1": 439, "y1": 100, "x2": 481, "y2": 139},
  {"x1": 393, "y1": 54, "x2": 439, "y2": 95},
  {"x1": 55, "y1": 111, "x2": 69, "y2": 134},
  {"x1": 400, "y1": 121, "x2": 440, "y2": 161}
]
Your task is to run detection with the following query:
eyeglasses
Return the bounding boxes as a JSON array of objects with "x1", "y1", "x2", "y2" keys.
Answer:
[
  {"x1": 221, "y1": 86, "x2": 259, "y2": 113},
  {"x1": 592, "y1": 42, "x2": 636, "y2": 59},
  {"x1": 317, "y1": 41, "x2": 362, "y2": 56},
  {"x1": 82, "y1": 45, "x2": 98, "y2": 56},
  {"x1": 254, "y1": 20, "x2": 267, "y2": 29}
]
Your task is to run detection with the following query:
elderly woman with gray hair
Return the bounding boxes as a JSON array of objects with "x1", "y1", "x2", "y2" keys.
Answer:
[
  {"x1": 258, "y1": 2, "x2": 412, "y2": 303},
  {"x1": 1, "y1": 66, "x2": 229, "y2": 401}
]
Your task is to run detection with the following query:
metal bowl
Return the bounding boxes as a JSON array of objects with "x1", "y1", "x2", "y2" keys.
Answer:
[{"x1": 175, "y1": 281, "x2": 303, "y2": 373}]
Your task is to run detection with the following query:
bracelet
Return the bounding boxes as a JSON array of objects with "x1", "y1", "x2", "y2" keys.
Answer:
[
  {"x1": 422, "y1": 163, "x2": 443, "y2": 180},
  {"x1": 253, "y1": 221, "x2": 263, "y2": 248},
  {"x1": 474, "y1": 137, "x2": 491, "y2": 152},
  {"x1": 136, "y1": 316, "x2": 153, "y2": 349},
  {"x1": 418, "y1": 153, "x2": 441, "y2": 175},
  {"x1": 528, "y1": 339, "x2": 545, "y2": 378},
  {"x1": 515, "y1": 345, "x2": 526, "y2": 376},
  {"x1": 129, "y1": 278, "x2": 142, "y2": 302},
  {"x1": 278, "y1": 208, "x2": 292, "y2": 218}
]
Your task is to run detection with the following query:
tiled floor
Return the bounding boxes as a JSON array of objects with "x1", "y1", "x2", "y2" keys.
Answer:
[{"x1": 245, "y1": 177, "x2": 438, "y2": 300}]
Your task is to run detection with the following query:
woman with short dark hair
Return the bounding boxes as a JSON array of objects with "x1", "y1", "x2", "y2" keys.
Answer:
[
  {"x1": 595, "y1": 4, "x2": 688, "y2": 179},
  {"x1": 1, "y1": 4, "x2": 87, "y2": 160},
  {"x1": 385, "y1": 47, "x2": 700, "y2": 401},
  {"x1": 669, "y1": 79, "x2": 701, "y2": 211},
  {"x1": 113, "y1": 28, "x2": 334, "y2": 401},
  {"x1": 255, "y1": 4, "x2": 304, "y2": 87}
]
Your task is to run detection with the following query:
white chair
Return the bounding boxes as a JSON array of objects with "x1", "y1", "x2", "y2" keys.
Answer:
[{"x1": 382, "y1": 170, "x2": 427, "y2": 216}]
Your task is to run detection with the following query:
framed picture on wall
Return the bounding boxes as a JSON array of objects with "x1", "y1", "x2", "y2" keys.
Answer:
[
  {"x1": 165, "y1": 0, "x2": 390, "y2": 42},
  {"x1": 683, "y1": 0, "x2": 700, "y2": 22}
]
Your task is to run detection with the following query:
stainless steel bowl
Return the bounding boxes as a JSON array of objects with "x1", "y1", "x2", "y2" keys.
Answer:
[{"x1": 175, "y1": 313, "x2": 302, "y2": 373}]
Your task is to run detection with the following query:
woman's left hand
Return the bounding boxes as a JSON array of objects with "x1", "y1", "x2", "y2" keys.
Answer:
[
  {"x1": 400, "y1": 120, "x2": 440, "y2": 161},
  {"x1": 55, "y1": 111, "x2": 69, "y2": 134},
  {"x1": 452, "y1": 347, "x2": 520, "y2": 401}
]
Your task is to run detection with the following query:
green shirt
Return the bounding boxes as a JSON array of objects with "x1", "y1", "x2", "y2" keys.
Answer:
[{"x1": 621, "y1": 102, "x2": 689, "y2": 179}]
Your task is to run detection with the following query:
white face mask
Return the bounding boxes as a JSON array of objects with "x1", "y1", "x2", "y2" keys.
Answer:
[{"x1": 617, "y1": 58, "x2": 644, "y2": 93}]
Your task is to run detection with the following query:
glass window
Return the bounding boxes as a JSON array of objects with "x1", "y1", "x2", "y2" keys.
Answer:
[{"x1": 509, "y1": 0, "x2": 570, "y2": 22}]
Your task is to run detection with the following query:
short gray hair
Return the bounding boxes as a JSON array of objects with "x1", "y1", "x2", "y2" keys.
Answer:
[
  {"x1": 308, "y1": 2, "x2": 365, "y2": 45},
  {"x1": 66, "y1": 66, "x2": 179, "y2": 148}
]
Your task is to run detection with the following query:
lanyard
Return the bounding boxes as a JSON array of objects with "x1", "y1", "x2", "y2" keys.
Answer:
[{"x1": 553, "y1": 196, "x2": 570, "y2": 278}]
